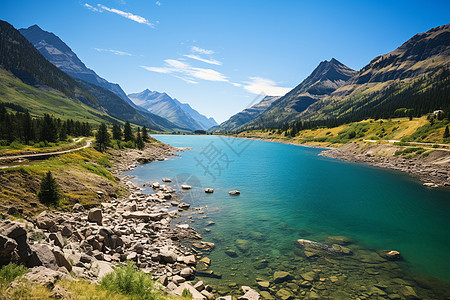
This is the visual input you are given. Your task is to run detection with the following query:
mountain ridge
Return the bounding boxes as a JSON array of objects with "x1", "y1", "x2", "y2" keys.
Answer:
[{"x1": 128, "y1": 89, "x2": 217, "y2": 131}]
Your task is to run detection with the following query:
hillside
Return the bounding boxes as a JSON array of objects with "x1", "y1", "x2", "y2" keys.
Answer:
[
  {"x1": 241, "y1": 59, "x2": 357, "y2": 129},
  {"x1": 210, "y1": 95, "x2": 280, "y2": 132},
  {"x1": 298, "y1": 24, "x2": 450, "y2": 122},
  {"x1": 19, "y1": 25, "x2": 135, "y2": 107}
]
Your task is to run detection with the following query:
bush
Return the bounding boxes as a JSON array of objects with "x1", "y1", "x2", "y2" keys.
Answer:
[
  {"x1": 9, "y1": 141, "x2": 24, "y2": 150},
  {"x1": 182, "y1": 288, "x2": 192, "y2": 298},
  {"x1": 0, "y1": 263, "x2": 27, "y2": 285},
  {"x1": 100, "y1": 262, "x2": 162, "y2": 300}
]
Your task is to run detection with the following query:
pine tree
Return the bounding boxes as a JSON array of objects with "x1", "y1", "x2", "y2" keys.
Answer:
[
  {"x1": 112, "y1": 124, "x2": 122, "y2": 140},
  {"x1": 136, "y1": 132, "x2": 144, "y2": 150},
  {"x1": 444, "y1": 125, "x2": 450, "y2": 139},
  {"x1": 142, "y1": 126, "x2": 149, "y2": 142},
  {"x1": 38, "y1": 171, "x2": 60, "y2": 206},
  {"x1": 123, "y1": 121, "x2": 133, "y2": 142},
  {"x1": 95, "y1": 123, "x2": 111, "y2": 152}
]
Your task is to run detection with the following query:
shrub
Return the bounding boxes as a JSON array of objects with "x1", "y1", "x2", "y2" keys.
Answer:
[
  {"x1": 0, "y1": 263, "x2": 27, "y2": 285},
  {"x1": 100, "y1": 262, "x2": 162, "y2": 300},
  {"x1": 182, "y1": 288, "x2": 192, "y2": 298}
]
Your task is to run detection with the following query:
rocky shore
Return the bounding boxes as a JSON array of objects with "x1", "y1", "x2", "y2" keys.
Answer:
[
  {"x1": 0, "y1": 141, "x2": 261, "y2": 299},
  {"x1": 320, "y1": 143, "x2": 450, "y2": 188}
]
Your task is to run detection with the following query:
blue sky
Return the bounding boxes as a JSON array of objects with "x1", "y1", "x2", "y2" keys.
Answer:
[{"x1": 1, "y1": 0, "x2": 449, "y2": 123}]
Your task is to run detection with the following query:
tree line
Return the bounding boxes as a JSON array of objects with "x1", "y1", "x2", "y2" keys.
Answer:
[
  {"x1": 94, "y1": 121, "x2": 150, "y2": 152},
  {"x1": 0, "y1": 103, "x2": 91, "y2": 145}
]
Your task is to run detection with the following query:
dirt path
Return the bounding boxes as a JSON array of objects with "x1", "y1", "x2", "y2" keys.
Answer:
[{"x1": 0, "y1": 139, "x2": 93, "y2": 169}]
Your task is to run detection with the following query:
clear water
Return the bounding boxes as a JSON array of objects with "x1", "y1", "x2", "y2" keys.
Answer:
[{"x1": 126, "y1": 135, "x2": 450, "y2": 298}]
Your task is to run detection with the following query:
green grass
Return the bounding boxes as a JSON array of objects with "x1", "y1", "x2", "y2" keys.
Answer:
[
  {"x1": 0, "y1": 263, "x2": 28, "y2": 286},
  {"x1": 0, "y1": 68, "x2": 119, "y2": 125},
  {"x1": 101, "y1": 262, "x2": 163, "y2": 300},
  {"x1": 394, "y1": 147, "x2": 426, "y2": 156}
]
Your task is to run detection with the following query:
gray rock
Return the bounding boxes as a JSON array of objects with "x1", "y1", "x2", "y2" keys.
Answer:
[
  {"x1": 49, "y1": 232, "x2": 64, "y2": 249},
  {"x1": 28, "y1": 244, "x2": 58, "y2": 270},
  {"x1": 160, "y1": 249, "x2": 177, "y2": 263},
  {"x1": 22, "y1": 266, "x2": 70, "y2": 287},
  {"x1": 180, "y1": 267, "x2": 194, "y2": 278},
  {"x1": 72, "y1": 203, "x2": 84, "y2": 212},
  {"x1": 172, "y1": 275, "x2": 185, "y2": 284},
  {"x1": 0, "y1": 234, "x2": 18, "y2": 265},
  {"x1": 229, "y1": 190, "x2": 240, "y2": 195},
  {"x1": 91, "y1": 260, "x2": 114, "y2": 280},
  {"x1": 194, "y1": 280, "x2": 205, "y2": 291},
  {"x1": 61, "y1": 225, "x2": 72, "y2": 237},
  {"x1": 52, "y1": 248, "x2": 72, "y2": 272},
  {"x1": 36, "y1": 212, "x2": 56, "y2": 229},
  {"x1": 238, "y1": 286, "x2": 260, "y2": 300},
  {"x1": 204, "y1": 188, "x2": 214, "y2": 193},
  {"x1": 88, "y1": 208, "x2": 102, "y2": 225}
]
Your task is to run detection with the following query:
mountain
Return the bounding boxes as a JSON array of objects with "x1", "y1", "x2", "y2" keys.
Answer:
[
  {"x1": 12, "y1": 22, "x2": 184, "y2": 131},
  {"x1": 297, "y1": 23, "x2": 450, "y2": 122},
  {"x1": 172, "y1": 98, "x2": 218, "y2": 130},
  {"x1": 128, "y1": 89, "x2": 217, "y2": 131},
  {"x1": 19, "y1": 25, "x2": 135, "y2": 107},
  {"x1": 210, "y1": 96, "x2": 280, "y2": 132},
  {"x1": 240, "y1": 58, "x2": 357, "y2": 129}
]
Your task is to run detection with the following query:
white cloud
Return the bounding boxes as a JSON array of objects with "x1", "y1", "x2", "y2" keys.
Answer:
[
  {"x1": 183, "y1": 54, "x2": 222, "y2": 66},
  {"x1": 242, "y1": 77, "x2": 291, "y2": 96},
  {"x1": 175, "y1": 76, "x2": 198, "y2": 84},
  {"x1": 84, "y1": 3, "x2": 155, "y2": 27},
  {"x1": 155, "y1": 1, "x2": 161, "y2": 6},
  {"x1": 94, "y1": 48, "x2": 132, "y2": 56},
  {"x1": 230, "y1": 82, "x2": 243, "y2": 87},
  {"x1": 141, "y1": 59, "x2": 228, "y2": 83},
  {"x1": 84, "y1": 3, "x2": 99, "y2": 12},
  {"x1": 192, "y1": 46, "x2": 214, "y2": 55}
]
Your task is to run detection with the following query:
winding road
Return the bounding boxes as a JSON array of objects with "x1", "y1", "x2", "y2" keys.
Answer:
[{"x1": 0, "y1": 139, "x2": 93, "y2": 169}]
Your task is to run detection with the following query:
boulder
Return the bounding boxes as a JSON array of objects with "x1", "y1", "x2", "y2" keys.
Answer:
[
  {"x1": 172, "y1": 282, "x2": 206, "y2": 299},
  {"x1": 194, "y1": 280, "x2": 205, "y2": 291},
  {"x1": 238, "y1": 286, "x2": 260, "y2": 300},
  {"x1": 72, "y1": 203, "x2": 84, "y2": 212},
  {"x1": 36, "y1": 212, "x2": 55, "y2": 229},
  {"x1": 28, "y1": 244, "x2": 58, "y2": 270},
  {"x1": 381, "y1": 250, "x2": 402, "y2": 260},
  {"x1": 256, "y1": 281, "x2": 270, "y2": 289},
  {"x1": 273, "y1": 271, "x2": 292, "y2": 283},
  {"x1": 178, "y1": 254, "x2": 196, "y2": 265},
  {"x1": 172, "y1": 275, "x2": 185, "y2": 284},
  {"x1": 178, "y1": 203, "x2": 190, "y2": 210},
  {"x1": 61, "y1": 225, "x2": 73, "y2": 237},
  {"x1": 301, "y1": 271, "x2": 319, "y2": 282},
  {"x1": 204, "y1": 188, "x2": 214, "y2": 193},
  {"x1": 49, "y1": 232, "x2": 64, "y2": 249},
  {"x1": 229, "y1": 190, "x2": 240, "y2": 195},
  {"x1": 181, "y1": 185, "x2": 192, "y2": 190},
  {"x1": 88, "y1": 208, "x2": 102, "y2": 225},
  {"x1": 52, "y1": 249, "x2": 72, "y2": 272},
  {"x1": 122, "y1": 211, "x2": 166, "y2": 221},
  {"x1": 180, "y1": 267, "x2": 194, "y2": 278},
  {"x1": 159, "y1": 249, "x2": 177, "y2": 263},
  {"x1": 162, "y1": 178, "x2": 172, "y2": 182},
  {"x1": 91, "y1": 260, "x2": 114, "y2": 280},
  {"x1": 275, "y1": 289, "x2": 293, "y2": 300},
  {"x1": 21, "y1": 266, "x2": 71, "y2": 288},
  {"x1": 0, "y1": 234, "x2": 18, "y2": 265},
  {"x1": 201, "y1": 289, "x2": 214, "y2": 300}
]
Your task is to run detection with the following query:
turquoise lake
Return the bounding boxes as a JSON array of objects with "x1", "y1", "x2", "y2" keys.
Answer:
[{"x1": 126, "y1": 135, "x2": 450, "y2": 298}]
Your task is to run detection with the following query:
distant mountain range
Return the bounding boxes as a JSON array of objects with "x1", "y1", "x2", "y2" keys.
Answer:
[
  {"x1": 128, "y1": 90, "x2": 217, "y2": 131},
  {"x1": 214, "y1": 23, "x2": 450, "y2": 132}
]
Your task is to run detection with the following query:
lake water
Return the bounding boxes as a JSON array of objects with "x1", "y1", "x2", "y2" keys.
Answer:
[{"x1": 126, "y1": 135, "x2": 450, "y2": 298}]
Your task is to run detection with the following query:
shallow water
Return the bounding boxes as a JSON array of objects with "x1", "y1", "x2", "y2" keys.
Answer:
[{"x1": 126, "y1": 135, "x2": 450, "y2": 298}]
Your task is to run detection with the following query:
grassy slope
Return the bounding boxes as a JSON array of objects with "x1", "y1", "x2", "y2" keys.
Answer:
[
  {"x1": 0, "y1": 147, "x2": 121, "y2": 215},
  {"x1": 0, "y1": 68, "x2": 118, "y2": 124},
  {"x1": 237, "y1": 116, "x2": 450, "y2": 148}
]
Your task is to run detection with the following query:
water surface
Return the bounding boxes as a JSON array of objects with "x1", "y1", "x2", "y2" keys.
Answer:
[{"x1": 126, "y1": 135, "x2": 450, "y2": 298}]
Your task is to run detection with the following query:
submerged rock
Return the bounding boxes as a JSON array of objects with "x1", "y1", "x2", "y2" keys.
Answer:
[{"x1": 273, "y1": 271, "x2": 292, "y2": 283}]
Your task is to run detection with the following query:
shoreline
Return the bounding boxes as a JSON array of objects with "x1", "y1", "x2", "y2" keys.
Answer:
[{"x1": 221, "y1": 134, "x2": 450, "y2": 189}]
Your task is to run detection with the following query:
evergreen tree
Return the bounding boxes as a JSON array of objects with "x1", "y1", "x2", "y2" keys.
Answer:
[
  {"x1": 444, "y1": 126, "x2": 450, "y2": 139},
  {"x1": 142, "y1": 126, "x2": 149, "y2": 142},
  {"x1": 23, "y1": 111, "x2": 33, "y2": 144},
  {"x1": 95, "y1": 123, "x2": 111, "y2": 152},
  {"x1": 112, "y1": 124, "x2": 122, "y2": 140},
  {"x1": 136, "y1": 132, "x2": 144, "y2": 150},
  {"x1": 123, "y1": 121, "x2": 133, "y2": 142},
  {"x1": 40, "y1": 114, "x2": 58, "y2": 142},
  {"x1": 37, "y1": 171, "x2": 60, "y2": 206}
]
